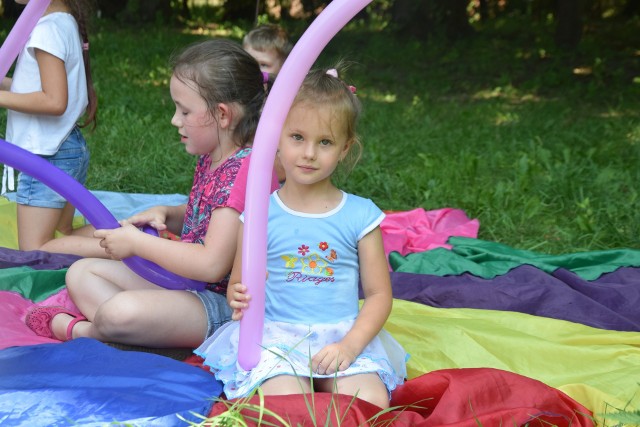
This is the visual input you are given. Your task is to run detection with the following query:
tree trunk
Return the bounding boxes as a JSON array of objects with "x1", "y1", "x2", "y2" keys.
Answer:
[
  {"x1": 391, "y1": 0, "x2": 432, "y2": 39},
  {"x1": 444, "y1": 0, "x2": 474, "y2": 40},
  {"x1": 622, "y1": 0, "x2": 640, "y2": 17},
  {"x1": 555, "y1": 0, "x2": 583, "y2": 49},
  {"x1": 2, "y1": 1, "x2": 23, "y2": 19}
]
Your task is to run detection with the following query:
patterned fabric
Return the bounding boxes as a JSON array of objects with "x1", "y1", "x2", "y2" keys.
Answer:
[{"x1": 181, "y1": 147, "x2": 251, "y2": 293}]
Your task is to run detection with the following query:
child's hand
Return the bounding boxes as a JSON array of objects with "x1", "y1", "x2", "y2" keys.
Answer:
[
  {"x1": 228, "y1": 282, "x2": 251, "y2": 321},
  {"x1": 94, "y1": 224, "x2": 141, "y2": 260},
  {"x1": 312, "y1": 343, "x2": 358, "y2": 375},
  {"x1": 124, "y1": 207, "x2": 168, "y2": 231}
]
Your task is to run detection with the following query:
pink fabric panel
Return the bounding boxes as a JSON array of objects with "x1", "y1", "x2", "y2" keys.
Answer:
[
  {"x1": 0, "y1": 289, "x2": 79, "y2": 349},
  {"x1": 380, "y1": 208, "x2": 480, "y2": 265}
]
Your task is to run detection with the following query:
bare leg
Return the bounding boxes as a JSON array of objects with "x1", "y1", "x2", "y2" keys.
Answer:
[
  {"x1": 260, "y1": 375, "x2": 312, "y2": 396},
  {"x1": 17, "y1": 203, "x2": 107, "y2": 257},
  {"x1": 316, "y1": 374, "x2": 389, "y2": 409},
  {"x1": 17, "y1": 204, "x2": 63, "y2": 251},
  {"x1": 56, "y1": 258, "x2": 209, "y2": 347}
]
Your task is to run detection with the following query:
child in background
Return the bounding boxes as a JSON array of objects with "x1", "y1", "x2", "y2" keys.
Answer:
[
  {"x1": 242, "y1": 23, "x2": 292, "y2": 75},
  {"x1": 0, "y1": 0, "x2": 98, "y2": 255},
  {"x1": 243, "y1": 23, "x2": 292, "y2": 183},
  {"x1": 196, "y1": 67, "x2": 407, "y2": 409},
  {"x1": 25, "y1": 39, "x2": 278, "y2": 350}
]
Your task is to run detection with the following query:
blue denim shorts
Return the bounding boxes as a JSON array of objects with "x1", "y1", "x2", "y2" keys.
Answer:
[
  {"x1": 194, "y1": 289, "x2": 233, "y2": 338},
  {"x1": 16, "y1": 127, "x2": 90, "y2": 209}
]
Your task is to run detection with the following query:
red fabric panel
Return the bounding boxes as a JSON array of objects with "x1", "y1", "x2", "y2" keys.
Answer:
[{"x1": 208, "y1": 368, "x2": 594, "y2": 426}]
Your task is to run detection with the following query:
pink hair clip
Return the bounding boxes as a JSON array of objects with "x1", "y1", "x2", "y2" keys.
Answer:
[
  {"x1": 82, "y1": 43, "x2": 89, "y2": 51},
  {"x1": 348, "y1": 85, "x2": 357, "y2": 94},
  {"x1": 326, "y1": 68, "x2": 338, "y2": 78},
  {"x1": 262, "y1": 71, "x2": 269, "y2": 84}
]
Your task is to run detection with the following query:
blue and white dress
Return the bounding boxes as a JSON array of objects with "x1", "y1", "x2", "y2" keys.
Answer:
[{"x1": 195, "y1": 191, "x2": 407, "y2": 399}]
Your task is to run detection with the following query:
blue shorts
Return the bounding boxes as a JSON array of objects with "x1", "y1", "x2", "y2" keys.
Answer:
[
  {"x1": 16, "y1": 127, "x2": 90, "y2": 209},
  {"x1": 194, "y1": 289, "x2": 233, "y2": 339}
]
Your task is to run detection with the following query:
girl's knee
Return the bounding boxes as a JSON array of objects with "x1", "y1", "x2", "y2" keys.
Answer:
[
  {"x1": 93, "y1": 293, "x2": 142, "y2": 338},
  {"x1": 65, "y1": 258, "x2": 94, "y2": 292},
  {"x1": 334, "y1": 374, "x2": 390, "y2": 410}
]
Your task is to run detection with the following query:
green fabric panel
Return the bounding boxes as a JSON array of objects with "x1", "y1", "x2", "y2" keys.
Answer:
[
  {"x1": 0, "y1": 266, "x2": 67, "y2": 302},
  {"x1": 391, "y1": 236, "x2": 640, "y2": 280}
]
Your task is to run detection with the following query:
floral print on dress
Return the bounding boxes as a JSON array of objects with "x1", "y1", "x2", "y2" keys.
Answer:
[
  {"x1": 181, "y1": 148, "x2": 251, "y2": 294},
  {"x1": 281, "y1": 241, "x2": 338, "y2": 281}
]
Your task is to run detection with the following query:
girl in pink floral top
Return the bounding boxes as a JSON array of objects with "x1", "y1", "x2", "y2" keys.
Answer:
[{"x1": 26, "y1": 39, "x2": 277, "y2": 350}]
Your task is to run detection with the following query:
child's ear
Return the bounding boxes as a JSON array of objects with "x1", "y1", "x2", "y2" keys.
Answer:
[
  {"x1": 216, "y1": 103, "x2": 233, "y2": 129},
  {"x1": 339, "y1": 138, "x2": 353, "y2": 161}
]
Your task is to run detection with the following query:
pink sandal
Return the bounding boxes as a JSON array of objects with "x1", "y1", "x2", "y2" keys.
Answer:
[{"x1": 25, "y1": 306, "x2": 87, "y2": 341}]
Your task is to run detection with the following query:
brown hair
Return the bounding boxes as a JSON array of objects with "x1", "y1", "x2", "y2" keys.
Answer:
[
  {"x1": 171, "y1": 39, "x2": 267, "y2": 148},
  {"x1": 65, "y1": 0, "x2": 98, "y2": 130},
  {"x1": 243, "y1": 24, "x2": 292, "y2": 63}
]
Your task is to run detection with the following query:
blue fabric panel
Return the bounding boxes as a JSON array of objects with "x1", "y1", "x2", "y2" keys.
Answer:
[{"x1": 0, "y1": 338, "x2": 222, "y2": 426}]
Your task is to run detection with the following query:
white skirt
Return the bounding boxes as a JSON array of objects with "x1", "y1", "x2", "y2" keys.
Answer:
[{"x1": 195, "y1": 318, "x2": 408, "y2": 399}]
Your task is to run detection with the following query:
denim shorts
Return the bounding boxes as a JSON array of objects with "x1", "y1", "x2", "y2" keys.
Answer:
[
  {"x1": 16, "y1": 127, "x2": 90, "y2": 209},
  {"x1": 194, "y1": 289, "x2": 233, "y2": 339}
]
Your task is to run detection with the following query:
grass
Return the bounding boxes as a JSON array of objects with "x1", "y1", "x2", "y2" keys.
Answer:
[
  {"x1": 0, "y1": 13, "x2": 638, "y2": 424},
  {"x1": 0, "y1": 15, "x2": 638, "y2": 254}
]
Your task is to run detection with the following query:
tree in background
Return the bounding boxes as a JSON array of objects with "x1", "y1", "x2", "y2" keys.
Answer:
[{"x1": 1, "y1": 0, "x2": 636, "y2": 49}]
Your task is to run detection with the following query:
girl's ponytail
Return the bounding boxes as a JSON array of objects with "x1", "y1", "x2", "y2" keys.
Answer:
[{"x1": 67, "y1": 0, "x2": 98, "y2": 130}]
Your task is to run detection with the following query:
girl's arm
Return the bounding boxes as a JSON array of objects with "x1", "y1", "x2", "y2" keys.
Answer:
[
  {"x1": 312, "y1": 226, "x2": 393, "y2": 374},
  {"x1": 227, "y1": 224, "x2": 251, "y2": 320},
  {"x1": 1, "y1": 77, "x2": 12, "y2": 91},
  {"x1": 125, "y1": 204, "x2": 187, "y2": 235},
  {"x1": 0, "y1": 49, "x2": 68, "y2": 115},
  {"x1": 95, "y1": 206, "x2": 241, "y2": 284}
]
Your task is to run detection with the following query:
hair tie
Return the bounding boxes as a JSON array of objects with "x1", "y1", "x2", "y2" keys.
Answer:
[
  {"x1": 348, "y1": 85, "x2": 357, "y2": 94},
  {"x1": 326, "y1": 68, "x2": 338, "y2": 78},
  {"x1": 82, "y1": 42, "x2": 89, "y2": 51},
  {"x1": 262, "y1": 71, "x2": 269, "y2": 84}
]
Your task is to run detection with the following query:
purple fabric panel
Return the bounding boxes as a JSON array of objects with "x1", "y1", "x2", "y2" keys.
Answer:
[
  {"x1": 372, "y1": 265, "x2": 640, "y2": 332},
  {"x1": 0, "y1": 247, "x2": 80, "y2": 270}
]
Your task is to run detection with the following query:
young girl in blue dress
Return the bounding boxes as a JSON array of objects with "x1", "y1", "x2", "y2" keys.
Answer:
[{"x1": 196, "y1": 67, "x2": 407, "y2": 409}]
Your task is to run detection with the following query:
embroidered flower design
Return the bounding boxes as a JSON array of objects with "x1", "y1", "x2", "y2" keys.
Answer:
[
  {"x1": 301, "y1": 254, "x2": 327, "y2": 274},
  {"x1": 325, "y1": 267, "x2": 334, "y2": 276},
  {"x1": 318, "y1": 242, "x2": 329, "y2": 251},
  {"x1": 281, "y1": 255, "x2": 298, "y2": 269},
  {"x1": 298, "y1": 244, "x2": 310, "y2": 256}
]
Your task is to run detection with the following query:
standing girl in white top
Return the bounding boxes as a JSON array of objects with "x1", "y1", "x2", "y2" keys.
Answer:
[
  {"x1": 196, "y1": 67, "x2": 407, "y2": 409},
  {"x1": 0, "y1": 0, "x2": 98, "y2": 255}
]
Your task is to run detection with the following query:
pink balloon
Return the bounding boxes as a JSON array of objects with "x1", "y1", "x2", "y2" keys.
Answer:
[
  {"x1": 238, "y1": 0, "x2": 373, "y2": 370},
  {"x1": 0, "y1": 0, "x2": 52, "y2": 81}
]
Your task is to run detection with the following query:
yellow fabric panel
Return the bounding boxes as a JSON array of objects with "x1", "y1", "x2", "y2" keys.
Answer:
[
  {"x1": 385, "y1": 299, "x2": 640, "y2": 420},
  {"x1": 0, "y1": 197, "x2": 85, "y2": 250}
]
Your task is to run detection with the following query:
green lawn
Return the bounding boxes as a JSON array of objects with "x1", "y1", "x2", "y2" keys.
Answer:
[{"x1": 1, "y1": 15, "x2": 638, "y2": 254}]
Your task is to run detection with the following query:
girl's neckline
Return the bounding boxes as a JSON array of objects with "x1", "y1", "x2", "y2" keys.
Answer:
[
  {"x1": 274, "y1": 190, "x2": 347, "y2": 217},
  {"x1": 206, "y1": 147, "x2": 243, "y2": 172}
]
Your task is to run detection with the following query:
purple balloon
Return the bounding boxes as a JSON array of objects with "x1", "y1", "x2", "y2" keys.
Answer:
[
  {"x1": 0, "y1": 0, "x2": 51, "y2": 81},
  {"x1": 0, "y1": 3, "x2": 204, "y2": 290},
  {"x1": 238, "y1": 0, "x2": 373, "y2": 369},
  {"x1": 0, "y1": 139, "x2": 206, "y2": 291}
]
